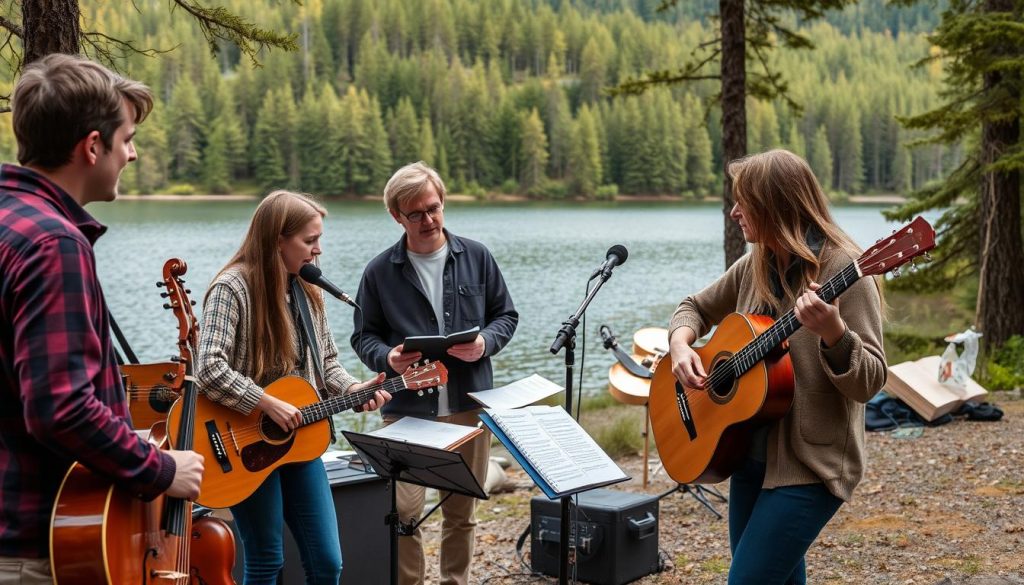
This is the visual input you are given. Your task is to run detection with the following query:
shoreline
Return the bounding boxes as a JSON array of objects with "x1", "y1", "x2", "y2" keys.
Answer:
[{"x1": 120, "y1": 193, "x2": 908, "y2": 204}]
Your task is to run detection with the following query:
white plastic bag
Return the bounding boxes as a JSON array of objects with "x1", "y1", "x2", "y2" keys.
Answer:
[{"x1": 937, "y1": 327, "x2": 983, "y2": 395}]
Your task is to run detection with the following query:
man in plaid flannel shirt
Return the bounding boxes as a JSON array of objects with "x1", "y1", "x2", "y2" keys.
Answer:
[{"x1": 0, "y1": 54, "x2": 203, "y2": 582}]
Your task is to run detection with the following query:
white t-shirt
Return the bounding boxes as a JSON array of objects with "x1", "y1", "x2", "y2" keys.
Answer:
[{"x1": 407, "y1": 243, "x2": 451, "y2": 415}]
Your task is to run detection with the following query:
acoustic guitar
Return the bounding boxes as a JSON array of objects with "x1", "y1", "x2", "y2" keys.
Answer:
[
  {"x1": 649, "y1": 217, "x2": 935, "y2": 485},
  {"x1": 123, "y1": 362, "x2": 181, "y2": 430},
  {"x1": 52, "y1": 258, "x2": 235, "y2": 584},
  {"x1": 607, "y1": 327, "x2": 669, "y2": 405},
  {"x1": 168, "y1": 362, "x2": 447, "y2": 509}
]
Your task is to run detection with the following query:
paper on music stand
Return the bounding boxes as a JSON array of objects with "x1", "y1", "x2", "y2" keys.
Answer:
[
  {"x1": 480, "y1": 405, "x2": 628, "y2": 498},
  {"x1": 368, "y1": 416, "x2": 482, "y2": 450},
  {"x1": 468, "y1": 374, "x2": 563, "y2": 410}
]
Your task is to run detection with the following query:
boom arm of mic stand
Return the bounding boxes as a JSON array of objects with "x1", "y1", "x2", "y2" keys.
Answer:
[{"x1": 549, "y1": 271, "x2": 614, "y2": 355}]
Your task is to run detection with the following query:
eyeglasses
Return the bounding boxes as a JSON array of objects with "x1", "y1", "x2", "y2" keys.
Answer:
[{"x1": 398, "y1": 203, "x2": 444, "y2": 223}]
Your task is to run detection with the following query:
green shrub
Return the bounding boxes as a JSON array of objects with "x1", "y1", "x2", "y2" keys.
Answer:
[
  {"x1": 595, "y1": 184, "x2": 619, "y2": 200},
  {"x1": 499, "y1": 179, "x2": 519, "y2": 194},
  {"x1": 164, "y1": 183, "x2": 196, "y2": 195},
  {"x1": 985, "y1": 335, "x2": 1024, "y2": 390},
  {"x1": 593, "y1": 414, "x2": 643, "y2": 458}
]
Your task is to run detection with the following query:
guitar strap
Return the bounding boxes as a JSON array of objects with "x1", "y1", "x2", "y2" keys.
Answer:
[{"x1": 289, "y1": 278, "x2": 336, "y2": 440}]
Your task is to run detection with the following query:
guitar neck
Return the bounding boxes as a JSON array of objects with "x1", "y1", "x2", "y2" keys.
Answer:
[
  {"x1": 299, "y1": 376, "x2": 407, "y2": 425},
  {"x1": 732, "y1": 261, "x2": 861, "y2": 376}
]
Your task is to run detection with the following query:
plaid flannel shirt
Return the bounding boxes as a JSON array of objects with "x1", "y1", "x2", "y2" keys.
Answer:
[
  {"x1": 194, "y1": 267, "x2": 358, "y2": 414},
  {"x1": 0, "y1": 164, "x2": 175, "y2": 558}
]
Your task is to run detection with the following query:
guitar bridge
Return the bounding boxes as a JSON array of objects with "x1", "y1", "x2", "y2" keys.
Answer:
[
  {"x1": 674, "y1": 381, "x2": 698, "y2": 441},
  {"x1": 204, "y1": 420, "x2": 233, "y2": 473}
]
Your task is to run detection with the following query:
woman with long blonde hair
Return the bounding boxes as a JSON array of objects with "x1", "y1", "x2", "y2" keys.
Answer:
[
  {"x1": 196, "y1": 190, "x2": 390, "y2": 584},
  {"x1": 668, "y1": 150, "x2": 887, "y2": 584}
]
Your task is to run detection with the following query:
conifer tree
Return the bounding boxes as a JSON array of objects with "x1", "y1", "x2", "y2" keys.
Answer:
[
  {"x1": 889, "y1": 0, "x2": 1024, "y2": 347},
  {"x1": 418, "y1": 115, "x2": 437, "y2": 166},
  {"x1": 809, "y1": 124, "x2": 833, "y2": 191},
  {"x1": 518, "y1": 108, "x2": 549, "y2": 194},
  {"x1": 253, "y1": 90, "x2": 288, "y2": 192},
  {"x1": 568, "y1": 104, "x2": 603, "y2": 196},
  {"x1": 167, "y1": 75, "x2": 205, "y2": 181},
  {"x1": 390, "y1": 97, "x2": 422, "y2": 168}
]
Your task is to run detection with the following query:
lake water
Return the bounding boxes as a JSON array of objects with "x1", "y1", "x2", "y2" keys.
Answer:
[{"x1": 90, "y1": 200, "x2": 909, "y2": 427}]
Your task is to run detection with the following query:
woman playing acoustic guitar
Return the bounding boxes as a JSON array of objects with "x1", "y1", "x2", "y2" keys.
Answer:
[
  {"x1": 195, "y1": 190, "x2": 390, "y2": 584},
  {"x1": 668, "y1": 149, "x2": 887, "y2": 584}
]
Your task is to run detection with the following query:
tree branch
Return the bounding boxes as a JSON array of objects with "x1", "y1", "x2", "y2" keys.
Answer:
[
  {"x1": 0, "y1": 15, "x2": 22, "y2": 38},
  {"x1": 81, "y1": 31, "x2": 177, "y2": 68},
  {"x1": 170, "y1": 0, "x2": 298, "y2": 65}
]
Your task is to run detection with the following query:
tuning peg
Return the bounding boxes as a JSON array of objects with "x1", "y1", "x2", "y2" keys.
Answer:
[
  {"x1": 417, "y1": 390, "x2": 424, "y2": 397},
  {"x1": 169, "y1": 356, "x2": 181, "y2": 363},
  {"x1": 909, "y1": 261, "x2": 918, "y2": 273},
  {"x1": 923, "y1": 251, "x2": 932, "y2": 262},
  {"x1": 185, "y1": 289, "x2": 192, "y2": 294},
  {"x1": 163, "y1": 303, "x2": 173, "y2": 309},
  {"x1": 190, "y1": 300, "x2": 197, "y2": 306},
  {"x1": 891, "y1": 267, "x2": 901, "y2": 278},
  {"x1": 156, "y1": 281, "x2": 166, "y2": 288}
]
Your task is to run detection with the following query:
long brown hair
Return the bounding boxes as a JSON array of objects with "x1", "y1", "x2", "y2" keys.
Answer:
[
  {"x1": 212, "y1": 190, "x2": 327, "y2": 383},
  {"x1": 729, "y1": 149, "x2": 866, "y2": 314}
]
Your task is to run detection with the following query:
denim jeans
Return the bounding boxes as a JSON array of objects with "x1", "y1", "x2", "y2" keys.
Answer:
[
  {"x1": 727, "y1": 458, "x2": 843, "y2": 585},
  {"x1": 230, "y1": 459, "x2": 341, "y2": 585}
]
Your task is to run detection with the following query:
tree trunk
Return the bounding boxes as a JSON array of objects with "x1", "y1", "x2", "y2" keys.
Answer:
[
  {"x1": 720, "y1": 0, "x2": 748, "y2": 268},
  {"x1": 22, "y1": 0, "x2": 80, "y2": 64},
  {"x1": 976, "y1": 0, "x2": 1024, "y2": 348}
]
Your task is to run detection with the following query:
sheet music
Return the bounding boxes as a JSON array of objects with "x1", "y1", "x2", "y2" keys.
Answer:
[
  {"x1": 368, "y1": 416, "x2": 480, "y2": 450},
  {"x1": 485, "y1": 405, "x2": 626, "y2": 495},
  {"x1": 468, "y1": 374, "x2": 563, "y2": 410}
]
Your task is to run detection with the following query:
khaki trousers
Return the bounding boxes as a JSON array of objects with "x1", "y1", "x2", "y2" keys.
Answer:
[
  {"x1": 0, "y1": 557, "x2": 51, "y2": 585},
  {"x1": 387, "y1": 409, "x2": 491, "y2": 585}
]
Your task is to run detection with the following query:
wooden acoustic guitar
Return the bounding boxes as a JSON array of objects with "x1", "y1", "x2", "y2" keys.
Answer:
[
  {"x1": 607, "y1": 327, "x2": 669, "y2": 405},
  {"x1": 52, "y1": 258, "x2": 235, "y2": 585},
  {"x1": 168, "y1": 362, "x2": 447, "y2": 509},
  {"x1": 649, "y1": 217, "x2": 936, "y2": 485},
  {"x1": 123, "y1": 362, "x2": 181, "y2": 430}
]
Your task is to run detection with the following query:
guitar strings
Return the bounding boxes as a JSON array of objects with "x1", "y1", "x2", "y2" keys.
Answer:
[{"x1": 211, "y1": 375, "x2": 412, "y2": 445}]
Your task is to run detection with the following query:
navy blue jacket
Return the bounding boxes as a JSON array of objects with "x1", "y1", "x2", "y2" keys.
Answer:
[{"x1": 351, "y1": 230, "x2": 518, "y2": 417}]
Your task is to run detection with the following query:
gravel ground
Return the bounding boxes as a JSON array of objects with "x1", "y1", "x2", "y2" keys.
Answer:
[{"x1": 412, "y1": 394, "x2": 1024, "y2": 584}]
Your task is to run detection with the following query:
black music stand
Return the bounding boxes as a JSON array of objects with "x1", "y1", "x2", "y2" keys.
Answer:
[{"x1": 342, "y1": 430, "x2": 488, "y2": 585}]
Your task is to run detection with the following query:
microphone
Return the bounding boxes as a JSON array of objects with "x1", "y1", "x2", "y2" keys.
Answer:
[
  {"x1": 298, "y1": 264, "x2": 357, "y2": 308},
  {"x1": 591, "y1": 244, "x2": 628, "y2": 280}
]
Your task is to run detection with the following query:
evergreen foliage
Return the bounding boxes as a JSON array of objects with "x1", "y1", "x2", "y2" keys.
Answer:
[{"x1": 0, "y1": 0, "x2": 958, "y2": 199}]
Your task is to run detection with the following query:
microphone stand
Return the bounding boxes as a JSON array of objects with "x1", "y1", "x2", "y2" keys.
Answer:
[{"x1": 548, "y1": 268, "x2": 615, "y2": 585}]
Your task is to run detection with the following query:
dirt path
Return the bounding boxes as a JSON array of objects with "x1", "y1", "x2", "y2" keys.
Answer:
[{"x1": 413, "y1": 395, "x2": 1024, "y2": 584}]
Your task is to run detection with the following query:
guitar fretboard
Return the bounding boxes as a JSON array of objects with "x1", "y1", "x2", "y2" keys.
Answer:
[{"x1": 299, "y1": 376, "x2": 410, "y2": 425}]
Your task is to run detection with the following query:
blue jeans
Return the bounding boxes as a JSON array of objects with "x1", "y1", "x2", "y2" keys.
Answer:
[
  {"x1": 727, "y1": 458, "x2": 843, "y2": 585},
  {"x1": 230, "y1": 459, "x2": 341, "y2": 585}
]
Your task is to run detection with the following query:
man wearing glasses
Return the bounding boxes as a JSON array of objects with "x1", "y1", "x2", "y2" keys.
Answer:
[{"x1": 351, "y1": 161, "x2": 518, "y2": 585}]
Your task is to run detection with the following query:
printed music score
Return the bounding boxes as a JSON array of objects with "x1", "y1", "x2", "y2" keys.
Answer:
[{"x1": 480, "y1": 405, "x2": 628, "y2": 499}]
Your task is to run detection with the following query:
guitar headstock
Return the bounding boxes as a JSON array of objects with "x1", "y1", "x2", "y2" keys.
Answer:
[
  {"x1": 857, "y1": 216, "x2": 936, "y2": 278},
  {"x1": 160, "y1": 258, "x2": 199, "y2": 364},
  {"x1": 401, "y1": 360, "x2": 449, "y2": 390}
]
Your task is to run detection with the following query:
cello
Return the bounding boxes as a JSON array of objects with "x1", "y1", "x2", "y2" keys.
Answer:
[{"x1": 51, "y1": 258, "x2": 235, "y2": 584}]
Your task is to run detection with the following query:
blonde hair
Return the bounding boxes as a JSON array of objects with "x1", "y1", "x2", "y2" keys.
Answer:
[
  {"x1": 728, "y1": 149, "x2": 866, "y2": 313},
  {"x1": 212, "y1": 190, "x2": 327, "y2": 383},
  {"x1": 13, "y1": 53, "x2": 153, "y2": 169},
  {"x1": 383, "y1": 161, "x2": 447, "y2": 214}
]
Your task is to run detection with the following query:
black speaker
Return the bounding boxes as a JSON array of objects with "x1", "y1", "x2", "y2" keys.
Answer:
[{"x1": 530, "y1": 489, "x2": 661, "y2": 585}]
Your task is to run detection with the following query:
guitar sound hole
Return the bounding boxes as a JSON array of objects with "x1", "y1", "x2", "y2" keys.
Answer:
[
  {"x1": 259, "y1": 416, "x2": 291, "y2": 442},
  {"x1": 709, "y1": 376, "x2": 735, "y2": 398}
]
